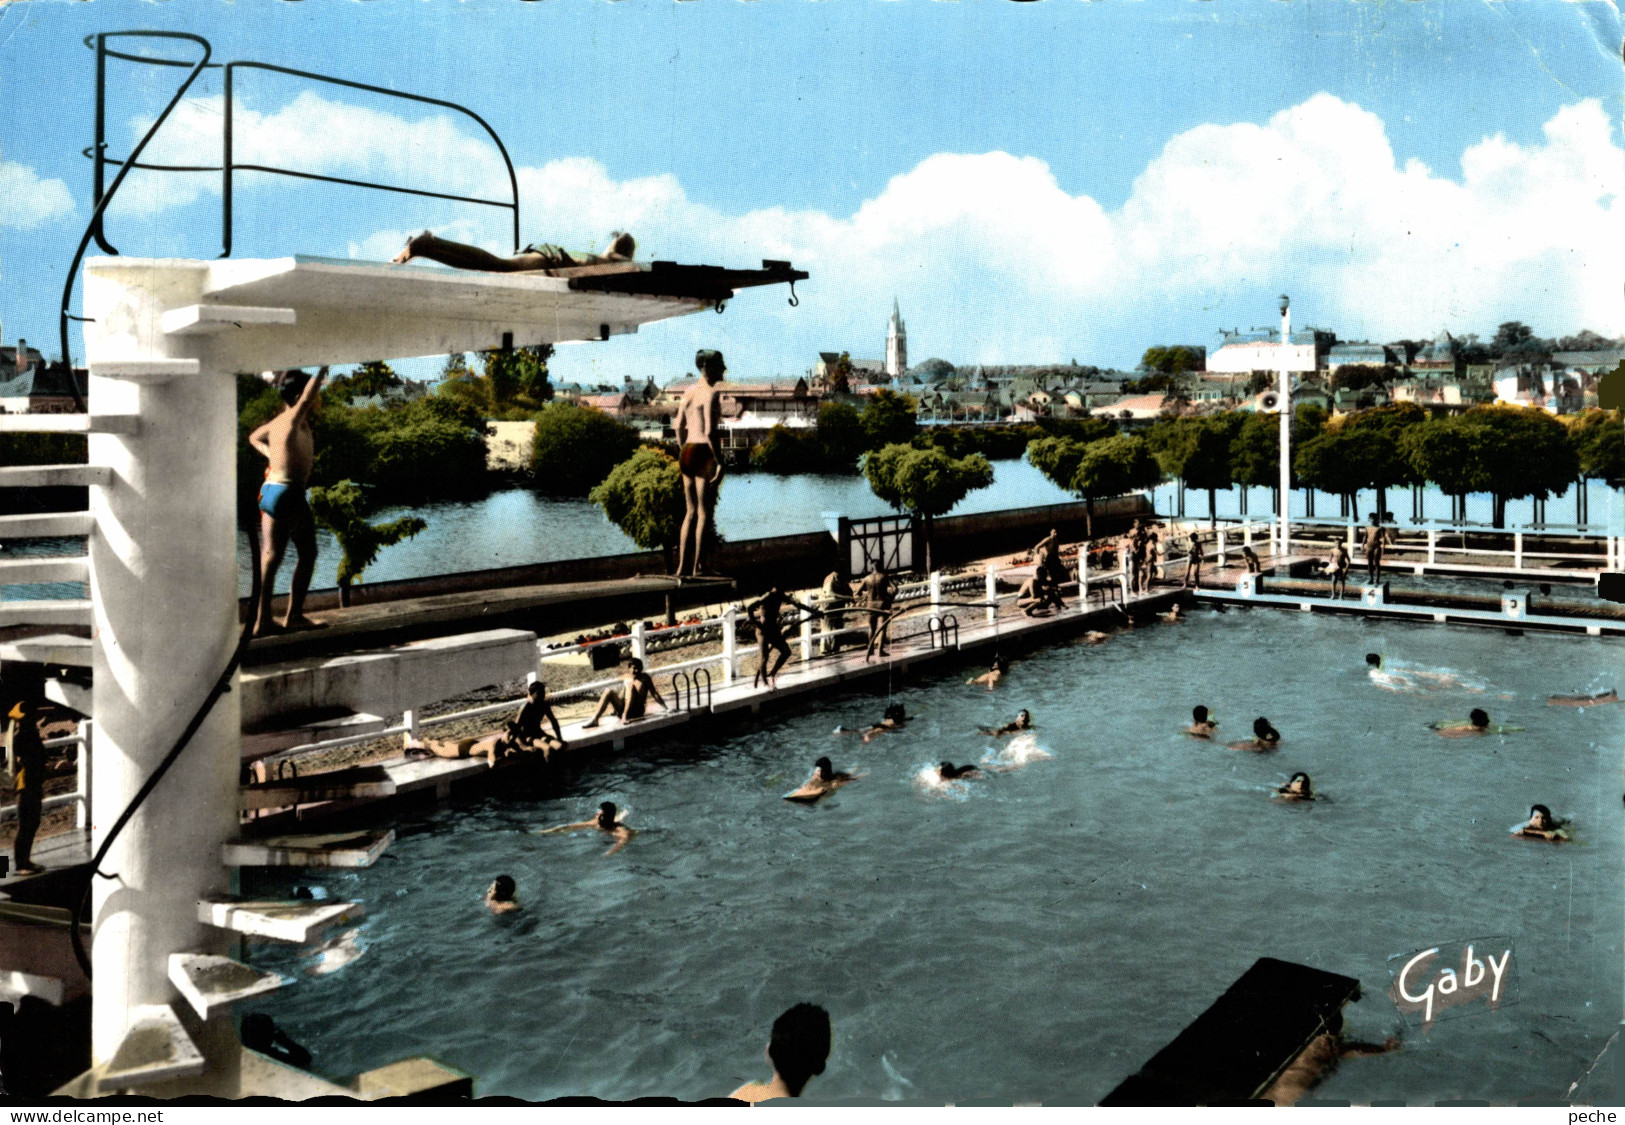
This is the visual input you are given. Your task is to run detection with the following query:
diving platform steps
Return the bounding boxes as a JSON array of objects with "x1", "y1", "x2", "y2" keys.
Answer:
[{"x1": 1100, "y1": 957, "x2": 1362, "y2": 1105}]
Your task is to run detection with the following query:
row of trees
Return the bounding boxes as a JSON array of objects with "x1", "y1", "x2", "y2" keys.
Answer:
[{"x1": 1026, "y1": 403, "x2": 1622, "y2": 531}]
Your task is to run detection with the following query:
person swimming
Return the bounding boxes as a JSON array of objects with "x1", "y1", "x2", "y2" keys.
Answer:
[
  {"x1": 853, "y1": 702, "x2": 909, "y2": 742},
  {"x1": 1513, "y1": 803, "x2": 1568, "y2": 841},
  {"x1": 968, "y1": 656, "x2": 1009, "y2": 688},
  {"x1": 1547, "y1": 689, "x2": 1619, "y2": 707},
  {"x1": 978, "y1": 709, "x2": 1032, "y2": 737},
  {"x1": 785, "y1": 756, "x2": 860, "y2": 802},
  {"x1": 1432, "y1": 708, "x2": 1494, "y2": 737},
  {"x1": 1275, "y1": 772, "x2": 1315, "y2": 801},
  {"x1": 1185, "y1": 705, "x2": 1218, "y2": 739},
  {"x1": 937, "y1": 761, "x2": 984, "y2": 781},
  {"x1": 537, "y1": 801, "x2": 637, "y2": 855},
  {"x1": 1230, "y1": 716, "x2": 1280, "y2": 751},
  {"x1": 485, "y1": 874, "x2": 520, "y2": 914}
]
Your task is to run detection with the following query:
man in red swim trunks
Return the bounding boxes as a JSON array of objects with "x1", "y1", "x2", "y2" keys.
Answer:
[{"x1": 676, "y1": 349, "x2": 726, "y2": 576}]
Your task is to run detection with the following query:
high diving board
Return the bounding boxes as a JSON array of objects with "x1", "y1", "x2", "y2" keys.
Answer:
[
  {"x1": 81, "y1": 254, "x2": 804, "y2": 377},
  {"x1": 1100, "y1": 958, "x2": 1362, "y2": 1106}
]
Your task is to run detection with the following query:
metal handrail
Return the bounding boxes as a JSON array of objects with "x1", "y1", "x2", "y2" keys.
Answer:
[{"x1": 80, "y1": 32, "x2": 521, "y2": 262}]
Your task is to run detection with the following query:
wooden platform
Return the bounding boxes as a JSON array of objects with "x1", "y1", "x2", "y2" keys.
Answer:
[{"x1": 1100, "y1": 958, "x2": 1362, "y2": 1105}]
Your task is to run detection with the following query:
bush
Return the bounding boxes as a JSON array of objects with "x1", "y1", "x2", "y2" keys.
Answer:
[
  {"x1": 860, "y1": 389, "x2": 918, "y2": 450},
  {"x1": 368, "y1": 417, "x2": 487, "y2": 500},
  {"x1": 589, "y1": 448, "x2": 686, "y2": 569},
  {"x1": 531, "y1": 402, "x2": 640, "y2": 496}
]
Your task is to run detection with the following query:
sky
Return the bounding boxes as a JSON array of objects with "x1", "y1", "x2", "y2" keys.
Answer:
[{"x1": 0, "y1": 0, "x2": 1621, "y2": 387}]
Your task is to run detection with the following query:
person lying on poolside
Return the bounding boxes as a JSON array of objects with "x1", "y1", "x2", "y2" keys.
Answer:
[
  {"x1": 1229, "y1": 716, "x2": 1281, "y2": 751},
  {"x1": 537, "y1": 800, "x2": 636, "y2": 855},
  {"x1": 1432, "y1": 708, "x2": 1493, "y2": 738},
  {"x1": 1513, "y1": 803, "x2": 1568, "y2": 841},
  {"x1": 785, "y1": 757, "x2": 861, "y2": 802},
  {"x1": 979, "y1": 709, "x2": 1033, "y2": 737},
  {"x1": 968, "y1": 656, "x2": 1008, "y2": 688},
  {"x1": 1547, "y1": 689, "x2": 1619, "y2": 707},
  {"x1": 1274, "y1": 772, "x2": 1315, "y2": 801},
  {"x1": 1185, "y1": 705, "x2": 1218, "y2": 739},
  {"x1": 937, "y1": 761, "x2": 984, "y2": 781},
  {"x1": 404, "y1": 729, "x2": 515, "y2": 767},
  {"x1": 484, "y1": 874, "x2": 520, "y2": 914},
  {"x1": 391, "y1": 230, "x2": 636, "y2": 272},
  {"x1": 583, "y1": 657, "x2": 668, "y2": 729}
]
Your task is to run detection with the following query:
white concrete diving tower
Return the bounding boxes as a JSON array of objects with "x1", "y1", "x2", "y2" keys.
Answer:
[{"x1": 61, "y1": 251, "x2": 802, "y2": 1095}]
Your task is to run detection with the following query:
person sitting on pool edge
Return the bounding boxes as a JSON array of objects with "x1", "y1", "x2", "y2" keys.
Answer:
[
  {"x1": 938, "y1": 761, "x2": 985, "y2": 781},
  {"x1": 729, "y1": 1003, "x2": 832, "y2": 1103},
  {"x1": 485, "y1": 874, "x2": 520, "y2": 914},
  {"x1": 507, "y1": 681, "x2": 566, "y2": 759},
  {"x1": 1275, "y1": 772, "x2": 1315, "y2": 801},
  {"x1": 1241, "y1": 544, "x2": 1261, "y2": 574},
  {"x1": 979, "y1": 709, "x2": 1032, "y2": 737},
  {"x1": 786, "y1": 757, "x2": 860, "y2": 802},
  {"x1": 583, "y1": 657, "x2": 668, "y2": 729},
  {"x1": 1432, "y1": 708, "x2": 1493, "y2": 738},
  {"x1": 1229, "y1": 716, "x2": 1280, "y2": 751},
  {"x1": 391, "y1": 229, "x2": 637, "y2": 272},
  {"x1": 1513, "y1": 804, "x2": 1567, "y2": 841},
  {"x1": 538, "y1": 801, "x2": 636, "y2": 856},
  {"x1": 1185, "y1": 705, "x2": 1218, "y2": 739},
  {"x1": 1016, "y1": 574, "x2": 1064, "y2": 618},
  {"x1": 969, "y1": 656, "x2": 1008, "y2": 688}
]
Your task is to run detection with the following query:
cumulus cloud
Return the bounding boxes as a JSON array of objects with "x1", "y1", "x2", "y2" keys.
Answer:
[
  {"x1": 109, "y1": 87, "x2": 1624, "y2": 366},
  {"x1": 0, "y1": 160, "x2": 75, "y2": 230}
]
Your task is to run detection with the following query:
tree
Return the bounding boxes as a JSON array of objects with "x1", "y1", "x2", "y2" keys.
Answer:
[
  {"x1": 1139, "y1": 345, "x2": 1207, "y2": 375},
  {"x1": 815, "y1": 400, "x2": 866, "y2": 472},
  {"x1": 1493, "y1": 321, "x2": 1535, "y2": 353},
  {"x1": 482, "y1": 344, "x2": 554, "y2": 405},
  {"x1": 1400, "y1": 415, "x2": 1493, "y2": 518},
  {"x1": 1556, "y1": 329, "x2": 1618, "y2": 353},
  {"x1": 1294, "y1": 429, "x2": 1379, "y2": 517},
  {"x1": 308, "y1": 480, "x2": 427, "y2": 606},
  {"x1": 325, "y1": 360, "x2": 402, "y2": 404},
  {"x1": 1331, "y1": 364, "x2": 1397, "y2": 392},
  {"x1": 912, "y1": 358, "x2": 956, "y2": 382},
  {"x1": 860, "y1": 388, "x2": 918, "y2": 450},
  {"x1": 1149, "y1": 414, "x2": 1240, "y2": 526},
  {"x1": 864, "y1": 444, "x2": 993, "y2": 571},
  {"x1": 1072, "y1": 435, "x2": 1162, "y2": 537},
  {"x1": 1246, "y1": 371, "x2": 1273, "y2": 397},
  {"x1": 531, "y1": 401, "x2": 640, "y2": 496},
  {"x1": 1467, "y1": 405, "x2": 1579, "y2": 526},
  {"x1": 1568, "y1": 408, "x2": 1624, "y2": 488},
  {"x1": 589, "y1": 448, "x2": 686, "y2": 572},
  {"x1": 1229, "y1": 412, "x2": 1279, "y2": 495},
  {"x1": 1336, "y1": 403, "x2": 1426, "y2": 518},
  {"x1": 826, "y1": 352, "x2": 853, "y2": 396},
  {"x1": 441, "y1": 352, "x2": 472, "y2": 380}
]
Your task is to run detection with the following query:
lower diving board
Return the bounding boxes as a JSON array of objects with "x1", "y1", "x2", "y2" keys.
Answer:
[{"x1": 1099, "y1": 957, "x2": 1362, "y2": 1106}]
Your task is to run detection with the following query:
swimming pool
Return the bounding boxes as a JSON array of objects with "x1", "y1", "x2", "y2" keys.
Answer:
[{"x1": 241, "y1": 608, "x2": 1624, "y2": 1104}]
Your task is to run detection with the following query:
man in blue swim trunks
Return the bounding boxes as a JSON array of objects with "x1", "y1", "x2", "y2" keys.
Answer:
[{"x1": 249, "y1": 367, "x2": 326, "y2": 636}]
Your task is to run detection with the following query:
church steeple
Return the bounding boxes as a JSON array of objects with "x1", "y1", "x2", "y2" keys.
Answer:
[{"x1": 885, "y1": 298, "x2": 907, "y2": 379}]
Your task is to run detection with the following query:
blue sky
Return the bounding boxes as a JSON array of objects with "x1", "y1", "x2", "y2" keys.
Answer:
[{"x1": 1, "y1": 0, "x2": 1620, "y2": 385}]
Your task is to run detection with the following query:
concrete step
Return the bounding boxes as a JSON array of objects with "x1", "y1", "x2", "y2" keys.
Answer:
[
  {"x1": 46, "y1": 675, "x2": 92, "y2": 715},
  {"x1": 0, "y1": 599, "x2": 92, "y2": 627},
  {"x1": 0, "y1": 634, "x2": 93, "y2": 668},
  {"x1": 0, "y1": 464, "x2": 111, "y2": 488},
  {"x1": 0, "y1": 414, "x2": 138, "y2": 434},
  {"x1": 96, "y1": 1004, "x2": 205, "y2": 1092},
  {"x1": 168, "y1": 953, "x2": 289, "y2": 1019},
  {"x1": 199, "y1": 896, "x2": 365, "y2": 943},
  {"x1": 0, "y1": 556, "x2": 88, "y2": 585},
  {"x1": 240, "y1": 765, "x2": 397, "y2": 810},
  {"x1": 223, "y1": 828, "x2": 394, "y2": 868},
  {"x1": 89, "y1": 358, "x2": 200, "y2": 383},
  {"x1": 243, "y1": 710, "x2": 389, "y2": 762},
  {"x1": 161, "y1": 303, "x2": 296, "y2": 335},
  {"x1": 0, "y1": 511, "x2": 94, "y2": 539}
]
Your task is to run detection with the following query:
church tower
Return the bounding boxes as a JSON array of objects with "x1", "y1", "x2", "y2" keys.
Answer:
[{"x1": 885, "y1": 298, "x2": 908, "y2": 380}]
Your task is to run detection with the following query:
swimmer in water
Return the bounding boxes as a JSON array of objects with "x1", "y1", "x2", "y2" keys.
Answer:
[
  {"x1": 1274, "y1": 772, "x2": 1315, "y2": 801},
  {"x1": 1513, "y1": 803, "x2": 1567, "y2": 841},
  {"x1": 537, "y1": 800, "x2": 636, "y2": 856},
  {"x1": 1159, "y1": 602, "x2": 1184, "y2": 623},
  {"x1": 484, "y1": 875, "x2": 520, "y2": 914},
  {"x1": 1261, "y1": 1024, "x2": 1400, "y2": 1106},
  {"x1": 979, "y1": 709, "x2": 1033, "y2": 737},
  {"x1": 855, "y1": 702, "x2": 909, "y2": 743},
  {"x1": 785, "y1": 756, "x2": 860, "y2": 802},
  {"x1": 1547, "y1": 689, "x2": 1619, "y2": 707},
  {"x1": 729, "y1": 1003, "x2": 832, "y2": 1104},
  {"x1": 1185, "y1": 705, "x2": 1218, "y2": 739},
  {"x1": 968, "y1": 656, "x2": 1008, "y2": 689},
  {"x1": 1230, "y1": 716, "x2": 1281, "y2": 751},
  {"x1": 1078, "y1": 630, "x2": 1110, "y2": 645},
  {"x1": 1432, "y1": 708, "x2": 1493, "y2": 738},
  {"x1": 937, "y1": 761, "x2": 985, "y2": 781}
]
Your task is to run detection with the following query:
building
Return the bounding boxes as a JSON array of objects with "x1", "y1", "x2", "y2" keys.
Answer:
[
  {"x1": 1091, "y1": 393, "x2": 1169, "y2": 422},
  {"x1": 886, "y1": 299, "x2": 908, "y2": 379},
  {"x1": 1491, "y1": 365, "x2": 1584, "y2": 414},
  {"x1": 1411, "y1": 330, "x2": 1460, "y2": 376},
  {"x1": 1205, "y1": 329, "x2": 1320, "y2": 377},
  {"x1": 0, "y1": 340, "x2": 88, "y2": 414},
  {"x1": 1325, "y1": 342, "x2": 1395, "y2": 377},
  {"x1": 716, "y1": 380, "x2": 819, "y2": 457}
]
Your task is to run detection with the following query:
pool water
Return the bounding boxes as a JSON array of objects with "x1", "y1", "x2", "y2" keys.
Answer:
[{"x1": 242, "y1": 609, "x2": 1624, "y2": 1104}]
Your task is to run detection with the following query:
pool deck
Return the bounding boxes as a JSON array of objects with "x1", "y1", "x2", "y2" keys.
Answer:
[{"x1": 238, "y1": 582, "x2": 1186, "y2": 831}]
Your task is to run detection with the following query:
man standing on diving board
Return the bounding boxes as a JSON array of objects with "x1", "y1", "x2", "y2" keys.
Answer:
[
  {"x1": 249, "y1": 367, "x2": 326, "y2": 636},
  {"x1": 676, "y1": 349, "x2": 726, "y2": 577}
]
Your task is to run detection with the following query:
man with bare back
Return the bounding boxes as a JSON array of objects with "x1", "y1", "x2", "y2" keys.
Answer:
[
  {"x1": 391, "y1": 230, "x2": 637, "y2": 273},
  {"x1": 676, "y1": 349, "x2": 727, "y2": 577},
  {"x1": 249, "y1": 367, "x2": 327, "y2": 636}
]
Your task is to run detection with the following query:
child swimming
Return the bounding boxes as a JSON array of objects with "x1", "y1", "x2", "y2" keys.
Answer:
[
  {"x1": 978, "y1": 709, "x2": 1033, "y2": 737},
  {"x1": 1185, "y1": 705, "x2": 1218, "y2": 739},
  {"x1": 1511, "y1": 803, "x2": 1570, "y2": 842},
  {"x1": 1228, "y1": 716, "x2": 1281, "y2": 752},
  {"x1": 980, "y1": 732, "x2": 1053, "y2": 772},
  {"x1": 785, "y1": 757, "x2": 861, "y2": 802},
  {"x1": 1273, "y1": 772, "x2": 1315, "y2": 802},
  {"x1": 1430, "y1": 709, "x2": 1521, "y2": 738}
]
